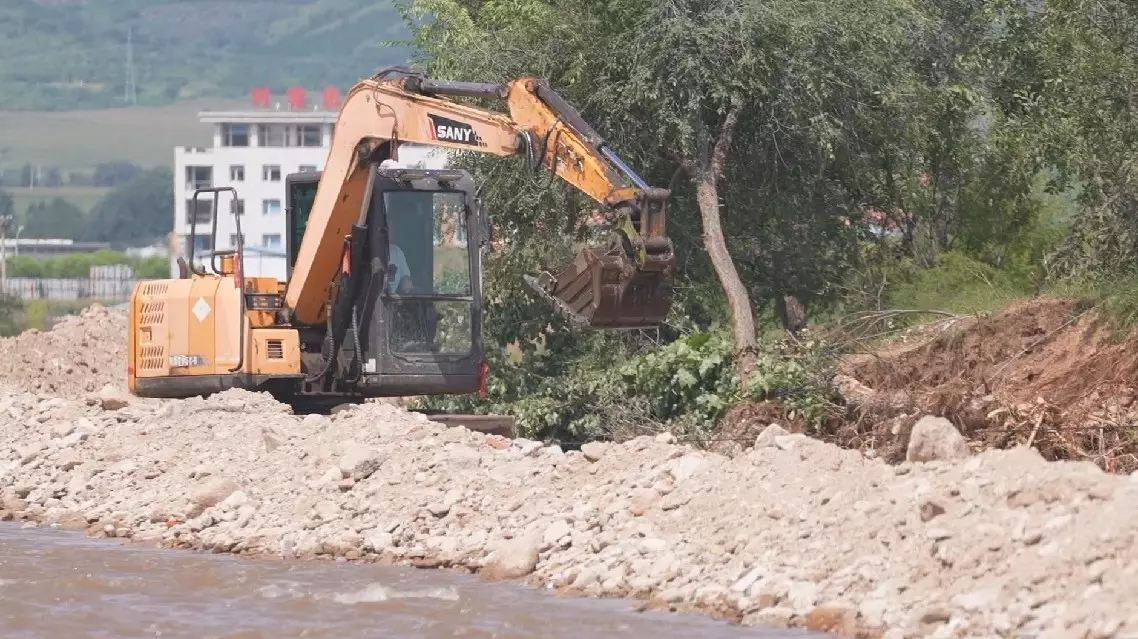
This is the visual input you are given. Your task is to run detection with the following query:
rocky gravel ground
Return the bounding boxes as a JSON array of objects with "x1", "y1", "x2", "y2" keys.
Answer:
[{"x1": 1, "y1": 309, "x2": 1138, "y2": 638}]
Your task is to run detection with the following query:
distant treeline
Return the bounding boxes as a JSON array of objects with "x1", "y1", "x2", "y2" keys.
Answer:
[
  {"x1": 0, "y1": 161, "x2": 142, "y2": 189},
  {"x1": 0, "y1": 166, "x2": 173, "y2": 247},
  {"x1": 0, "y1": 0, "x2": 408, "y2": 112},
  {"x1": 4, "y1": 249, "x2": 168, "y2": 279}
]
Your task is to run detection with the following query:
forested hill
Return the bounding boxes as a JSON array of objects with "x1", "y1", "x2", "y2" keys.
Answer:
[{"x1": 0, "y1": 0, "x2": 410, "y2": 111}]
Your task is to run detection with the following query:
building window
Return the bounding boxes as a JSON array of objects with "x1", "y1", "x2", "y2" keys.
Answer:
[
  {"x1": 262, "y1": 234, "x2": 282, "y2": 250},
  {"x1": 184, "y1": 199, "x2": 211, "y2": 225},
  {"x1": 221, "y1": 123, "x2": 249, "y2": 147},
  {"x1": 262, "y1": 164, "x2": 281, "y2": 182},
  {"x1": 229, "y1": 233, "x2": 245, "y2": 247},
  {"x1": 231, "y1": 199, "x2": 245, "y2": 216},
  {"x1": 296, "y1": 124, "x2": 322, "y2": 147},
  {"x1": 298, "y1": 164, "x2": 317, "y2": 173},
  {"x1": 183, "y1": 234, "x2": 212, "y2": 254},
  {"x1": 185, "y1": 166, "x2": 212, "y2": 191},
  {"x1": 262, "y1": 199, "x2": 281, "y2": 216},
  {"x1": 257, "y1": 124, "x2": 287, "y2": 147},
  {"x1": 229, "y1": 165, "x2": 244, "y2": 181}
]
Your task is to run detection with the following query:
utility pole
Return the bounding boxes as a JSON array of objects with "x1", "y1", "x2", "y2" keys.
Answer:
[
  {"x1": 0, "y1": 215, "x2": 11, "y2": 295},
  {"x1": 125, "y1": 27, "x2": 137, "y2": 106}
]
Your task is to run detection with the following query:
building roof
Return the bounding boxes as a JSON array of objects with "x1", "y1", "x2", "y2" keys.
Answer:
[
  {"x1": 0, "y1": 238, "x2": 111, "y2": 250},
  {"x1": 198, "y1": 110, "x2": 339, "y2": 125}
]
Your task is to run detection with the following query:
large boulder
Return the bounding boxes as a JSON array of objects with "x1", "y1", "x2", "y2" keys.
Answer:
[{"x1": 906, "y1": 416, "x2": 971, "y2": 462}]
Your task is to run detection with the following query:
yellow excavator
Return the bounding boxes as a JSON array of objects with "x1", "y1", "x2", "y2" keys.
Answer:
[{"x1": 127, "y1": 67, "x2": 675, "y2": 414}]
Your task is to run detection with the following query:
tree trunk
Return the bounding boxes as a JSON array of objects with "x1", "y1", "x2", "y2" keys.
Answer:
[
  {"x1": 675, "y1": 105, "x2": 757, "y2": 388},
  {"x1": 694, "y1": 173, "x2": 758, "y2": 389},
  {"x1": 775, "y1": 293, "x2": 807, "y2": 336}
]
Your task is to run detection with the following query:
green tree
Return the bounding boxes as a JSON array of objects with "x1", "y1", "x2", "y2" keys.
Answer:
[
  {"x1": 0, "y1": 188, "x2": 11, "y2": 218},
  {"x1": 92, "y1": 162, "x2": 142, "y2": 188},
  {"x1": 394, "y1": 0, "x2": 940, "y2": 385},
  {"x1": 0, "y1": 294, "x2": 22, "y2": 337},
  {"x1": 383, "y1": 0, "x2": 1138, "y2": 440},
  {"x1": 1016, "y1": 0, "x2": 1138, "y2": 282},
  {"x1": 0, "y1": 0, "x2": 410, "y2": 112},
  {"x1": 41, "y1": 167, "x2": 63, "y2": 188},
  {"x1": 86, "y1": 167, "x2": 174, "y2": 247},
  {"x1": 23, "y1": 197, "x2": 86, "y2": 239}
]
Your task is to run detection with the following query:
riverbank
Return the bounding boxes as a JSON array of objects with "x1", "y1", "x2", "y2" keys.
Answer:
[
  {"x1": 1, "y1": 304, "x2": 1137, "y2": 638},
  {"x1": 0, "y1": 382, "x2": 1135, "y2": 638}
]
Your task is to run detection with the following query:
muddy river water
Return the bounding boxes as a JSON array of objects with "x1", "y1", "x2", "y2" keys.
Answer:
[{"x1": 0, "y1": 524, "x2": 826, "y2": 638}]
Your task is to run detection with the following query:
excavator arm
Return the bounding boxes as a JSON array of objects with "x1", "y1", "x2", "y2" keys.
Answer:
[{"x1": 284, "y1": 67, "x2": 674, "y2": 329}]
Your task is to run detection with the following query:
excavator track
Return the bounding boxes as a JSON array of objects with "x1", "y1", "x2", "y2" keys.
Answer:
[{"x1": 286, "y1": 399, "x2": 517, "y2": 438}]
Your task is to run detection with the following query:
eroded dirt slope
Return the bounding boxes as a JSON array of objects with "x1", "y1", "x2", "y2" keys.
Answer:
[{"x1": 837, "y1": 297, "x2": 1138, "y2": 470}]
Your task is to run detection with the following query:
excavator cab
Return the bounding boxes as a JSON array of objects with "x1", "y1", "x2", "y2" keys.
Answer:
[{"x1": 285, "y1": 166, "x2": 487, "y2": 397}]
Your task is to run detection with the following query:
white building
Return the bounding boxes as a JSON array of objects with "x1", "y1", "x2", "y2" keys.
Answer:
[
  {"x1": 173, "y1": 109, "x2": 335, "y2": 280},
  {"x1": 172, "y1": 106, "x2": 448, "y2": 281}
]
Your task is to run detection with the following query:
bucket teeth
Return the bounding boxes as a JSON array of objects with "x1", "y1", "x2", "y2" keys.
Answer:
[{"x1": 523, "y1": 273, "x2": 591, "y2": 329}]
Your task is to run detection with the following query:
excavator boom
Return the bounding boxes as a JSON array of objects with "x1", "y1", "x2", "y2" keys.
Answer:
[{"x1": 283, "y1": 68, "x2": 674, "y2": 330}]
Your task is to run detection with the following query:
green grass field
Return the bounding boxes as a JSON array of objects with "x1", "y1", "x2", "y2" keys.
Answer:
[
  {"x1": 7, "y1": 185, "x2": 111, "y2": 217},
  {"x1": 0, "y1": 98, "x2": 245, "y2": 173}
]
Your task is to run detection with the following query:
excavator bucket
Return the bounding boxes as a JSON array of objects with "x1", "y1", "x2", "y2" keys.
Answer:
[{"x1": 524, "y1": 235, "x2": 675, "y2": 330}]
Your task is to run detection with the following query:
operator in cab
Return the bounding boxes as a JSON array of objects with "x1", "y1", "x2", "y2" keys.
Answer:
[
  {"x1": 380, "y1": 158, "x2": 414, "y2": 295},
  {"x1": 387, "y1": 242, "x2": 413, "y2": 295}
]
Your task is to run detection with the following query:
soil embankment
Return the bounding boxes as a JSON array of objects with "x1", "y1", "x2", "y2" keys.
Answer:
[
  {"x1": 2, "y1": 301, "x2": 1138, "y2": 638},
  {"x1": 836, "y1": 298, "x2": 1138, "y2": 471}
]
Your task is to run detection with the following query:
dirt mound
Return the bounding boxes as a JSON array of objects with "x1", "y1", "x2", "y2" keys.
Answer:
[
  {"x1": 839, "y1": 297, "x2": 1138, "y2": 470},
  {"x1": 0, "y1": 304, "x2": 127, "y2": 396}
]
